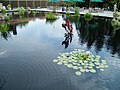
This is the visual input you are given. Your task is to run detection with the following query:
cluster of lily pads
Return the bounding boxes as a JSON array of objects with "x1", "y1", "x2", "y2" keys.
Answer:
[{"x1": 53, "y1": 49, "x2": 108, "y2": 76}]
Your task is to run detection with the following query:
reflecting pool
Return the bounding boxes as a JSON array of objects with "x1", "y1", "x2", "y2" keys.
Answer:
[{"x1": 0, "y1": 13, "x2": 120, "y2": 90}]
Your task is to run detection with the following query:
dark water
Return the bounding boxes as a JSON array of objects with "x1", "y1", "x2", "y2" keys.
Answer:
[{"x1": 0, "y1": 14, "x2": 120, "y2": 90}]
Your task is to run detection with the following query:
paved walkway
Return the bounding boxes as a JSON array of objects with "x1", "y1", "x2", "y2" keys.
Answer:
[
  {"x1": 30, "y1": 8, "x2": 114, "y2": 18},
  {"x1": 5, "y1": 8, "x2": 120, "y2": 18}
]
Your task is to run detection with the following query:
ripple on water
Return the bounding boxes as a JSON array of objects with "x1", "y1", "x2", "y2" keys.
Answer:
[{"x1": 0, "y1": 52, "x2": 75, "y2": 90}]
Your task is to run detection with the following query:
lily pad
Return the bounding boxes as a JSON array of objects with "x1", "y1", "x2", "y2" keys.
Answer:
[{"x1": 75, "y1": 71, "x2": 81, "y2": 76}]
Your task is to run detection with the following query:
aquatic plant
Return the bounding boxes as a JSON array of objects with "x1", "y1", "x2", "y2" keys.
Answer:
[
  {"x1": 53, "y1": 49, "x2": 108, "y2": 76},
  {"x1": 84, "y1": 13, "x2": 93, "y2": 21},
  {"x1": 74, "y1": 7, "x2": 80, "y2": 17},
  {"x1": 111, "y1": 17, "x2": 120, "y2": 30},
  {"x1": 45, "y1": 12, "x2": 57, "y2": 20},
  {"x1": 0, "y1": 8, "x2": 6, "y2": 15}
]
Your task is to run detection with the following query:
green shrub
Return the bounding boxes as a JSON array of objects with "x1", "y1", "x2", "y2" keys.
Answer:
[
  {"x1": 45, "y1": 12, "x2": 57, "y2": 20},
  {"x1": 7, "y1": 4, "x2": 11, "y2": 9},
  {"x1": 0, "y1": 22, "x2": 9, "y2": 33},
  {"x1": 0, "y1": 8, "x2": 6, "y2": 15},
  {"x1": 111, "y1": 17, "x2": 120, "y2": 30},
  {"x1": 3, "y1": 16, "x2": 10, "y2": 22},
  {"x1": 84, "y1": 13, "x2": 93, "y2": 21},
  {"x1": 18, "y1": 7, "x2": 25, "y2": 17},
  {"x1": 66, "y1": 12, "x2": 70, "y2": 16},
  {"x1": 32, "y1": 10, "x2": 37, "y2": 16},
  {"x1": 113, "y1": 11, "x2": 119, "y2": 17},
  {"x1": 26, "y1": 7, "x2": 31, "y2": 14},
  {"x1": 52, "y1": 7, "x2": 56, "y2": 13},
  {"x1": 74, "y1": 7, "x2": 80, "y2": 17}
]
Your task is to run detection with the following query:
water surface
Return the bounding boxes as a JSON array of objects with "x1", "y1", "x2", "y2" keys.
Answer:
[{"x1": 0, "y1": 14, "x2": 120, "y2": 90}]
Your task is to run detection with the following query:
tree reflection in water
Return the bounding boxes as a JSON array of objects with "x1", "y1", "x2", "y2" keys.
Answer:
[{"x1": 72, "y1": 16, "x2": 120, "y2": 56}]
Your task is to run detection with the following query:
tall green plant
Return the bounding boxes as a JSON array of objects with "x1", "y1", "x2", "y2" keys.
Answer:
[
  {"x1": 0, "y1": 22, "x2": 10, "y2": 40},
  {"x1": 18, "y1": 7, "x2": 25, "y2": 18},
  {"x1": 3, "y1": 16, "x2": 10, "y2": 22},
  {"x1": 84, "y1": 13, "x2": 93, "y2": 21},
  {"x1": 45, "y1": 12, "x2": 57, "y2": 20},
  {"x1": 0, "y1": 22, "x2": 9, "y2": 33},
  {"x1": 74, "y1": 7, "x2": 80, "y2": 17},
  {"x1": 111, "y1": 17, "x2": 120, "y2": 30},
  {"x1": 0, "y1": 8, "x2": 6, "y2": 15}
]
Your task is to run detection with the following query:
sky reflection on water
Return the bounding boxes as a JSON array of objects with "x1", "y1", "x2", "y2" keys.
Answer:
[{"x1": 0, "y1": 15, "x2": 120, "y2": 90}]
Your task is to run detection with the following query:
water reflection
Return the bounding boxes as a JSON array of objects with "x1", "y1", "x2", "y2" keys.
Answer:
[
  {"x1": 0, "y1": 22, "x2": 11, "y2": 40},
  {"x1": 106, "y1": 30, "x2": 120, "y2": 57},
  {"x1": 62, "y1": 33, "x2": 73, "y2": 49},
  {"x1": 62, "y1": 18, "x2": 73, "y2": 49},
  {"x1": 72, "y1": 16, "x2": 120, "y2": 56},
  {"x1": 0, "y1": 15, "x2": 120, "y2": 90}
]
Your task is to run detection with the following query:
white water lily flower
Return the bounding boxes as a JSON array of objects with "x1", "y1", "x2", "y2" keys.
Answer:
[{"x1": 75, "y1": 71, "x2": 81, "y2": 75}]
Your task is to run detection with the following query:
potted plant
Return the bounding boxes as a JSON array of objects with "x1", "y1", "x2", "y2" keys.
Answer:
[
  {"x1": 84, "y1": 13, "x2": 93, "y2": 21},
  {"x1": 7, "y1": 4, "x2": 11, "y2": 10}
]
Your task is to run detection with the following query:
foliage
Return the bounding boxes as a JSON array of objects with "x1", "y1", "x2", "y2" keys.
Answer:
[
  {"x1": 45, "y1": 12, "x2": 57, "y2": 20},
  {"x1": 0, "y1": 22, "x2": 10, "y2": 40},
  {"x1": 46, "y1": 19, "x2": 57, "y2": 24},
  {"x1": 3, "y1": 16, "x2": 10, "y2": 22},
  {"x1": 0, "y1": 22, "x2": 9, "y2": 33},
  {"x1": 26, "y1": 7, "x2": 31, "y2": 14},
  {"x1": 53, "y1": 49, "x2": 108, "y2": 76},
  {"x1": 7, "y1": 4, "x2": 11, "y2": 9},
  {"x1": 0, "y1": 8, "x2": 6, "y2": 15},
  {"x1": 32, "y1": 10, "x2": 37, "y2": 16},
  {"x1": 74, "y1": 7, "x2": 80, "y2": 17},
  {"x1": 66, "y1": 12, "x2": 70, "y2": 16},
  {"x1": 61, "y1": 2, "x2": 75, "y2": 7},
  {"x1": 17, "y1": 7, "x2": 25, "y2": 17},
  {"x1": 113, "y1": 11, "x2": 119, "y2": 17},
  {"x1": 84, "y1": 13, "x2": 93, "y2": 21},
  {"x1": 111, "y1": 17, "x2": 120, "y2": 30},
  {"x1": 68, "y1": 16, "x2": 80, "y2": 24}
]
